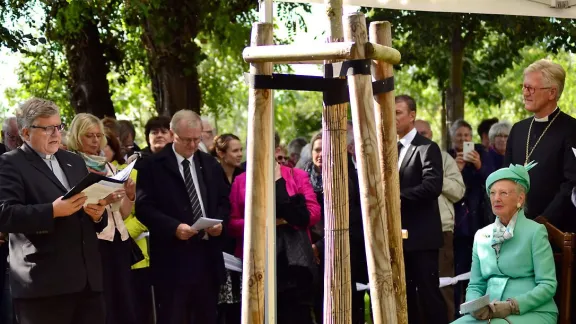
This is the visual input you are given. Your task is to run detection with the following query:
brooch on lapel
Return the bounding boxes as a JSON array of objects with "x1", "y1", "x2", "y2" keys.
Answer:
[{"x1": 66, "y1": 163, "x2": 72, "y2": 167}]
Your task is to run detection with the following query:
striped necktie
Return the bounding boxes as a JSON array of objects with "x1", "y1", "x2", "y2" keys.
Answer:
[{"x1": 181, "y1": 159, "x2": 203, "y2": 222}]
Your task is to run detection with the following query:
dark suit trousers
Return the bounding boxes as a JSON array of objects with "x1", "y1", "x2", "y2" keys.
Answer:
[
  {"x1": 154, "y1": 270, "x2": 219, "y2": 324},
  {"x1": 12, "y1": 289, "x2": 105, "y2": 324},
  {"x1": 405, "y1": 250, "x2": 448, "y2": 324}
]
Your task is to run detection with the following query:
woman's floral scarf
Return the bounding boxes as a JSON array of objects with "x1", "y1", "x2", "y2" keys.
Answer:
[
  {"x1": 76, "y1": 151, "x2": 108, "y2": 173},
  {"x1": 491, "y1": 212, "x2": 518, "y2": 259},
  {"x1": 304, "y1": 161, "x2": 322, "y2": 193}
]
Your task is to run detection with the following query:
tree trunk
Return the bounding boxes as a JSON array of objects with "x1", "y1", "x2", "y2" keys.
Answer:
[
  {"x1": 441, "y1": 88, "x2": 449, "y2": 151},
  {"x1": 147, "y1": 49, "x2": 202, "y2": 116},
  {"x1": 64, "y1": 10, "x2": 116, "y2": 119},
  {"x1": 448, "y1": 25, "x2": 465, "y2": 123},
  {"x1": 140, "y1": 2, "x2": 203, "y2": 117}
]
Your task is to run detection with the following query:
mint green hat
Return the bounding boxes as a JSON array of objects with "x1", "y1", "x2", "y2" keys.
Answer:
[{"x1": 485, "y1": 161, "x2": 537, "y2": 195}]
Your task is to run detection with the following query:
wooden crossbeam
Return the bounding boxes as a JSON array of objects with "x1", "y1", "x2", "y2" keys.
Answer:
[
  {"x1": 243, "y1": 41, "x2": 401, "y2": 65},
  {"x1": 243, "y1": 42, "x2": 357, "y2": 63},
  {"x1": 365, "y1": 42, "x2": 401, "y2": 64}
]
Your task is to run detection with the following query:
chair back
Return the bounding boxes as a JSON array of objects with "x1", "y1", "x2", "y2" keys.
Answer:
[{"x1": 536, "y1": 219, "x2": 574, "y2": 324}]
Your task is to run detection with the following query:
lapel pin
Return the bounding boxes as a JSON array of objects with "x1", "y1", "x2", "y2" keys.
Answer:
[{"x1": 67, "y1": 163, "x2": 72, "y2": 167}]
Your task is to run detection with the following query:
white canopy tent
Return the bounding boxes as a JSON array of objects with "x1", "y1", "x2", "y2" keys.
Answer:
[{"x1": 276, "y1": 0, "x2": 576, "y2": 19}]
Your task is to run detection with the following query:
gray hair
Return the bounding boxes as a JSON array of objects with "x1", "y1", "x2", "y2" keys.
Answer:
[
  {"x1": 515, "y1": 183, "x2": 526, "y2": 195},
  {"x1": 288, "y1": 137, "x2": 308, "y2": 155},
  {"x1": 170, "y1": 110, "x2": 202, "y2": 133},
  {"x1": 15, "y1": 98, "x2": 60, "y2": 136},
  {"x1": 449, "y1": 119, "x2": 472, "y2": 139},
  {"x1": 2, "y1": 116, "x2": 16, "y2": 133},
  {"x1": 524, "y1": 59, "x2": 566, "y2": 101},
  {"x1": 488, "y1": 121, "x2": 512, "y2": 145}
]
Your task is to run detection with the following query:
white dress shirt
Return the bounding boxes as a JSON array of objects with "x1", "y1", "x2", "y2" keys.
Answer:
[
  {"x1": 172, "y1": 145, "x2": 207, "y2": 219},
  {"x1": 398, "y1": 127, "x2": 417, "y2": 170}
]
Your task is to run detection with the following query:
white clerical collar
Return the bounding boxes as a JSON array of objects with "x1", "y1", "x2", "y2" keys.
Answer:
[
  {"x1": 398, "y1": 127, "x2": 417, "y2": 147},
  {"x1": 25, "y1": 142, "x2": 55, "y2": 160},
  {"x1": 172, "y1": 144, "x2": 194, "y2": 165},
  {"x1": 534, "y1": 107, "x2": 559, "y2": 122}
]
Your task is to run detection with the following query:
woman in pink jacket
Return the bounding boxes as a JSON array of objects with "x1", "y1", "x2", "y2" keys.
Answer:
[{"x1": 228, "y1": 162, "x2": 321, "y2": 324}]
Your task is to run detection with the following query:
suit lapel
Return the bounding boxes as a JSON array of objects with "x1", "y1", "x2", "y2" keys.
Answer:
[
  {"x1": 160, "y1": 144, "x2": 186, "y2": 184},
  {"x1": 55, "y1": 150, "x2": 83, "y2": 188},
  {"x1": 20, "y1": 144, "x2": 67, "y2": 193},
  {"x1": 193, "y1": 153, "x2": 209, "y2": 214}
]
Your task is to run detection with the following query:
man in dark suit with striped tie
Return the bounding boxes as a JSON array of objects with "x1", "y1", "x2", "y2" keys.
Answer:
[{"x1": 136, "y1": 110, "x2": 231, "y2": 324}]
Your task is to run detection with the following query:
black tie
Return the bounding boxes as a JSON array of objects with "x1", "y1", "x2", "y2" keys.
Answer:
[
  {"x1": 181, "y1": 159, "x2": 203, "y2": 223},
  {"x1": 397, "y1": 141, "x2": 403, "y2": 160}
]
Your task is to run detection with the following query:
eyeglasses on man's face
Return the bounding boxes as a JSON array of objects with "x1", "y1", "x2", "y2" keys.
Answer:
[
  {"x1": 175, "y1": 133, "x2": 201, "y2": 145},
  {"x1": 522, "y1": 85, "x2": 552, "y2": 95},
  {"x1": 30, "y1": 124, "x2": 65, "y2": 136}
]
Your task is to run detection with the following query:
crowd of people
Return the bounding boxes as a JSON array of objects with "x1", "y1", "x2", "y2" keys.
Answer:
[{"x1": 0, "y1": 58, "x2": 573, "y2": 324}]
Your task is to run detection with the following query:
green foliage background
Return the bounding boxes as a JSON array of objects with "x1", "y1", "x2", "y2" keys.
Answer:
[{"x1": 2, "y1": 2, "x2": 576, "y2": 147}]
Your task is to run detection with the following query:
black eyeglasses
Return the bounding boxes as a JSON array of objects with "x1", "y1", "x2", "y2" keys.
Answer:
[{"x1": 30, "y1": 124, "x2": 65, "y2": 135}]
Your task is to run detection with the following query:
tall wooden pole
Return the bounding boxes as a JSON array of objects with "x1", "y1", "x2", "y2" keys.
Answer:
[
  {"x1": 344, "y1": 12, "x2": 398, "y2": 324},
  {"x1": 322, "y1": 0, "x2": 352, "y2": 323},
  {"x1": 241, "y1": 22, "x2": 274, "y2": 324},
  {"x1": 258, "y1": 2, "x2": 277, "y2": 323},
  {"x1": 369, "y1": 21, "x2": 408, "y2": 324}
]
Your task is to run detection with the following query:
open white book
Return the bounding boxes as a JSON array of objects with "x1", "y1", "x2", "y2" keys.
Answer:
[{"x1": 63, "y1": 158, "x2": 138, "y2": 205}]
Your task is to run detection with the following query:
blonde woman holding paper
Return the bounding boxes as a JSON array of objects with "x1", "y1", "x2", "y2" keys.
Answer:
[{"x1": 453, "y1": 162, "x2": 557, "y2": 323}]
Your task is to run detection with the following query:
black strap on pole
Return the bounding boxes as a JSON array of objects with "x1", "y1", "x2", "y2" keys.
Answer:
[
  {"x1": 372, "y1": 77, "x2": 395, "y2": 95},
  {"x1": 244, "y1": 73, "x2": 349, "y2": 105},
  {"x1": 323, "y1": 59, "x2": 372, "y2": 78},
  {"x1": 243, "y1": 59, "x2": 395, "y2": 106}
]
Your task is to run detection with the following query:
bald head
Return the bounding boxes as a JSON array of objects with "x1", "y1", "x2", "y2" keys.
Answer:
[
  {"x1": 201, "y1": 117, "x2": 215, "y2": 149},
  {"x1": 415, "y1": 119, "x2": 432, "y2": 140}
]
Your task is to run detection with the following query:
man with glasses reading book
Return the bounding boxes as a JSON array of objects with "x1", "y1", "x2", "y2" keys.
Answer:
[{"x1": 0, "y1": 98, "x2": 108, "y2": 324}]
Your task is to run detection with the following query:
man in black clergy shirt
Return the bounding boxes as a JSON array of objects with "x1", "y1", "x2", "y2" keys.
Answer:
[
  {"x1": 505, "y1": 59, "x2": 576, "y2": 232},
  {"x1": 0, "y1": 98, "x2": 108, "y2": 324},
  {"x1": 396, "y1": 95, "x2": 447, "y2": 324},
  {"x1": 136, "y1": 109, "x2": 230, "y2": 324}
]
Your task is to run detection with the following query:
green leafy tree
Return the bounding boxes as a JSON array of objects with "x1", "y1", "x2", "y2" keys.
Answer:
[
  {"x1": 1, "y1": 0, "x2": 126, "y2": 118},
  {"x1": 365, "y1": 9, "x2": 576, "y2": 125}
]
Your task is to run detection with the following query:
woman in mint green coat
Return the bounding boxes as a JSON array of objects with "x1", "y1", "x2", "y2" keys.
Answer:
[{"x1": 453, "y1": 162, "x2": 557, "y2": 323}]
